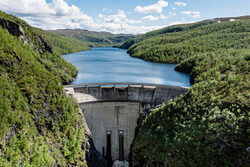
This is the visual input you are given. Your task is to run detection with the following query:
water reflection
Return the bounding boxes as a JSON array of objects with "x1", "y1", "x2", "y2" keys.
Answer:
[{"x1": 62, "y1": 47, "x2": 191, "y2": 87}]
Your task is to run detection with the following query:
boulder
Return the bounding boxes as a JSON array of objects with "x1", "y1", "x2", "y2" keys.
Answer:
[{"x1": 112, "y1": 160, "x2": 129, "y2": 167}]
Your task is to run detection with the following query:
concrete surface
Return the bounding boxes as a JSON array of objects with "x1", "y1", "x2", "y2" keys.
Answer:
[
  {"x1": 64, "y1": 83, "x2": 189, "y2": 162},
  {"x1": 80, "y1": 101, "x2": 141, "y2": 160}
]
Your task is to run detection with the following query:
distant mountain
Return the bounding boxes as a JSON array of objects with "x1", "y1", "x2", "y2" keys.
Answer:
[
  {"x1": 37, "y1": 29, "x2": 90, "y2": 54},
  {"x1": 47, "y1": 29, "x2": 136, "y2": 47}
]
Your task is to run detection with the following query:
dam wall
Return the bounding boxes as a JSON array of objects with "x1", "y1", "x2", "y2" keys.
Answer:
[
  {"x1": 64, "y1": 83, "x2": 189, "y2": 162},
  {"x1": 64, "y1": 82, "x2": 188, "y2": 105}
]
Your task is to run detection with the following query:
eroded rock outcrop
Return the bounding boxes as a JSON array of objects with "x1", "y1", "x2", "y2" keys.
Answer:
[{"x1": 0, "y1": 17, "x2": 53, "y2": 54}]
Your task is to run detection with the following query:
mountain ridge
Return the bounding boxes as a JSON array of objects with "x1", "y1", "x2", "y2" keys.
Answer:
[
  {"x1": 120, "y1": 15, "x2": 250, "y2": 50},
  {"x1": 47, "y1": 28, "x2": 136, "y2": 47}
]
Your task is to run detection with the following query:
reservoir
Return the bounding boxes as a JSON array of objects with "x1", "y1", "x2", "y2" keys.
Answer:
[{"x1": 62, "y1": 47, "x2": 191, "y2": 87}]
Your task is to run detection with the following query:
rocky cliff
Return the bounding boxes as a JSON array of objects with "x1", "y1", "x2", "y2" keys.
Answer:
[{"x1": 0, "y1": 17, "x2": 53, "y2": 54}]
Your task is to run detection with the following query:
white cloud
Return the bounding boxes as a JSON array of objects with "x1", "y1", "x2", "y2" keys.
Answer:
[
  {"x1": 102, "y1": 10, "x2": 126, "y2": 23},
  {"x1": 192, "y1": 11, "x2": 201, "y2": 18},
  {"x1": 181, "y1": 11, "x2": 200, "y2": 18},
  {"x1": 99, "y1": 10, "x2": 141, "y2": 24},
  {"x1": 135, "y1": 0, "x2": 169, "y2": 14},
  {"x1": 0, "y1": 0, "x2": 183, "y2": 34},
  {"x1": 141, "y1": 15, "x2": 159, "y2": 21},
  {"x1": 125, "y1": 19, "x2": 141, "y2": 24},
  {"x1": 172, "y1": 7, "x2": 177, "y2": 10},
  {"x1": 0, "y1": 0, "x2": 93, "y2": 30},
  {"x1": 93, "y1": 10, "x2": 161, "y2": 34},
  {"x1": 160, "y1": 14, "x2": 168, "y2": 19},
  {"x1": 175, "y1": 1, "x2": 187, "y2": 7},
  {"x1": 98, "y1": 14, "x2": 105, "y2": 18},
  {"x1": 169, "y1": 20, "x2": 194, "y2": 26},
  {"x1": 181, "y1": 11, "x2": 191, "y2": 15},
  {"x1": 102, "y1": 8, "x2": 112, "y2": 13},
  {"x1": 168, "y1": 12, "x2": 177, "y2": 16}
]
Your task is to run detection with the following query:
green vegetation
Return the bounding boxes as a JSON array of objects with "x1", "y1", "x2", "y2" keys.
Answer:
[
  {"x1": 0, "y1": 12, "x2": 89, "y2": 166},
  {"x1": 1, "y1": 9, "x2": 249, "y2": 166},
  {"x1": 128, "y1": 17, "x2": 250, "y2": 166},
  {"x1": 126, "y1": 18, "x2": 250, "y2": 64},
  {"x1": 121, "y1": 16, "x2": 250, "y2": 50},
  {"x1": 37, "y1": 29, "x2": 90, "y2": 55},
  {"x1": 47, "y1": 29, "x2": 135, "y2": 47},
  {"x1": 0, "y1": 11, "x2": 90, "y2": 55}
]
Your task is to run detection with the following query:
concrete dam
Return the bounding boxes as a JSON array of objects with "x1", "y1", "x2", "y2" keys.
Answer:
[{"x1": 64, "y1": 82, "x2": 189, "y2": 163}]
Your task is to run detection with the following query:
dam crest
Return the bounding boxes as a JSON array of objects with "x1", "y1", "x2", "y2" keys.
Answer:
[{"x1": 64, "y1": 82, "x2": 189, "y2": 163}]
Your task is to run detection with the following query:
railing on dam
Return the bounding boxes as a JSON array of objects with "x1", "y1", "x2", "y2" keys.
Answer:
[
  {"x1": 64, "y1": 82, "x2": 189, "y2": 105},
  {"x1": 64, "y1": 82, "x2": 189, "y2": 89}
]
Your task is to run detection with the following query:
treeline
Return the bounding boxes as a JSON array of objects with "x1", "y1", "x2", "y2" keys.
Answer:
[{"x1": 127, "y1": 17, "x2": 250, "y2": 166}]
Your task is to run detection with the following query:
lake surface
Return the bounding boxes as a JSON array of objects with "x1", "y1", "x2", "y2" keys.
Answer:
[{"x1": 62, "y1": 47, "x2": 191, "y2": 87}]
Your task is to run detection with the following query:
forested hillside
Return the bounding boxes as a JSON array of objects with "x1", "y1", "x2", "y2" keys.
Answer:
[
  {"x1": 125, "y1": 17, "x2": 250, "y2": 64},
  {"x1": 127, "y1": 17, "x2": 250, "y2": 166},
  {"x1": 37, "y1": 29, "x2": 90, "y2": 55},
  {"x1": 0, "y1": 11, "x2": 90, "y2": 55},
  {"x1": 47, "y1": 29, "x2": 135, "y2": 47},
  {"x1": 121, "y1": 16, "x2": 250, "y2": 50},
  {"x1": 0, "y1": 11, "x2": 98, "y2": 166}
]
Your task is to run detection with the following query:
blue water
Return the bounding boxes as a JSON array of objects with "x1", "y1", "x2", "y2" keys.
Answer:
[{"x1": 62, "y1": 47, "x2": 191, "y2": 87}]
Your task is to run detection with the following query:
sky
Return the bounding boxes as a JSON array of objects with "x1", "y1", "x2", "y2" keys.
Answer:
[{"x1": 0, "y1": 0, "x2": 249, "y2": 34}]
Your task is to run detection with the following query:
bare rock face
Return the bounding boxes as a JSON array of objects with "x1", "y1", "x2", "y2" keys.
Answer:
[
  {"x1": 0, "y1": 18, "x2": 30, "y2": 46},
  {"x1": 112, "y1": 161, "x2": 129, "y2": 167},
  {"x1": 0, "y1": 18, "x2": 53, "y2": 54},
  {"x1": 85, "y1": 138, "x2": 108, "y2": 167},
  {"x1": 0, "y1": 18, "x2": 24, "y2": 36}
]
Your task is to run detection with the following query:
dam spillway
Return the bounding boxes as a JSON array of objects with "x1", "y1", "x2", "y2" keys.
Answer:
[{"x1": 64, "y1": 83, "x2": 189, "y2": 162}]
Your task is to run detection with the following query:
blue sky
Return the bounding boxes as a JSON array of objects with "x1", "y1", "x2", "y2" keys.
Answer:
[{"x1": 0, "y1": 0, "x2": 249, "y2": 34}]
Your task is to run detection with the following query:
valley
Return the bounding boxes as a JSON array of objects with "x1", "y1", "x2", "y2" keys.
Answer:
[{"x1": 0, "y1": 7, "x2": 249, "y2": 167}]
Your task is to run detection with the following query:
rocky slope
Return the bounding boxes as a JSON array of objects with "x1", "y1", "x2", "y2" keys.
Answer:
[{"x1": 0, "y1": 11, "x2": 106, "y2": 167}]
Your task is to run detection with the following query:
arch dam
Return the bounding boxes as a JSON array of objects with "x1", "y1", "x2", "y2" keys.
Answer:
[{"x1": 64, "y1": 82, "x2": 189, "y2": 163}]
